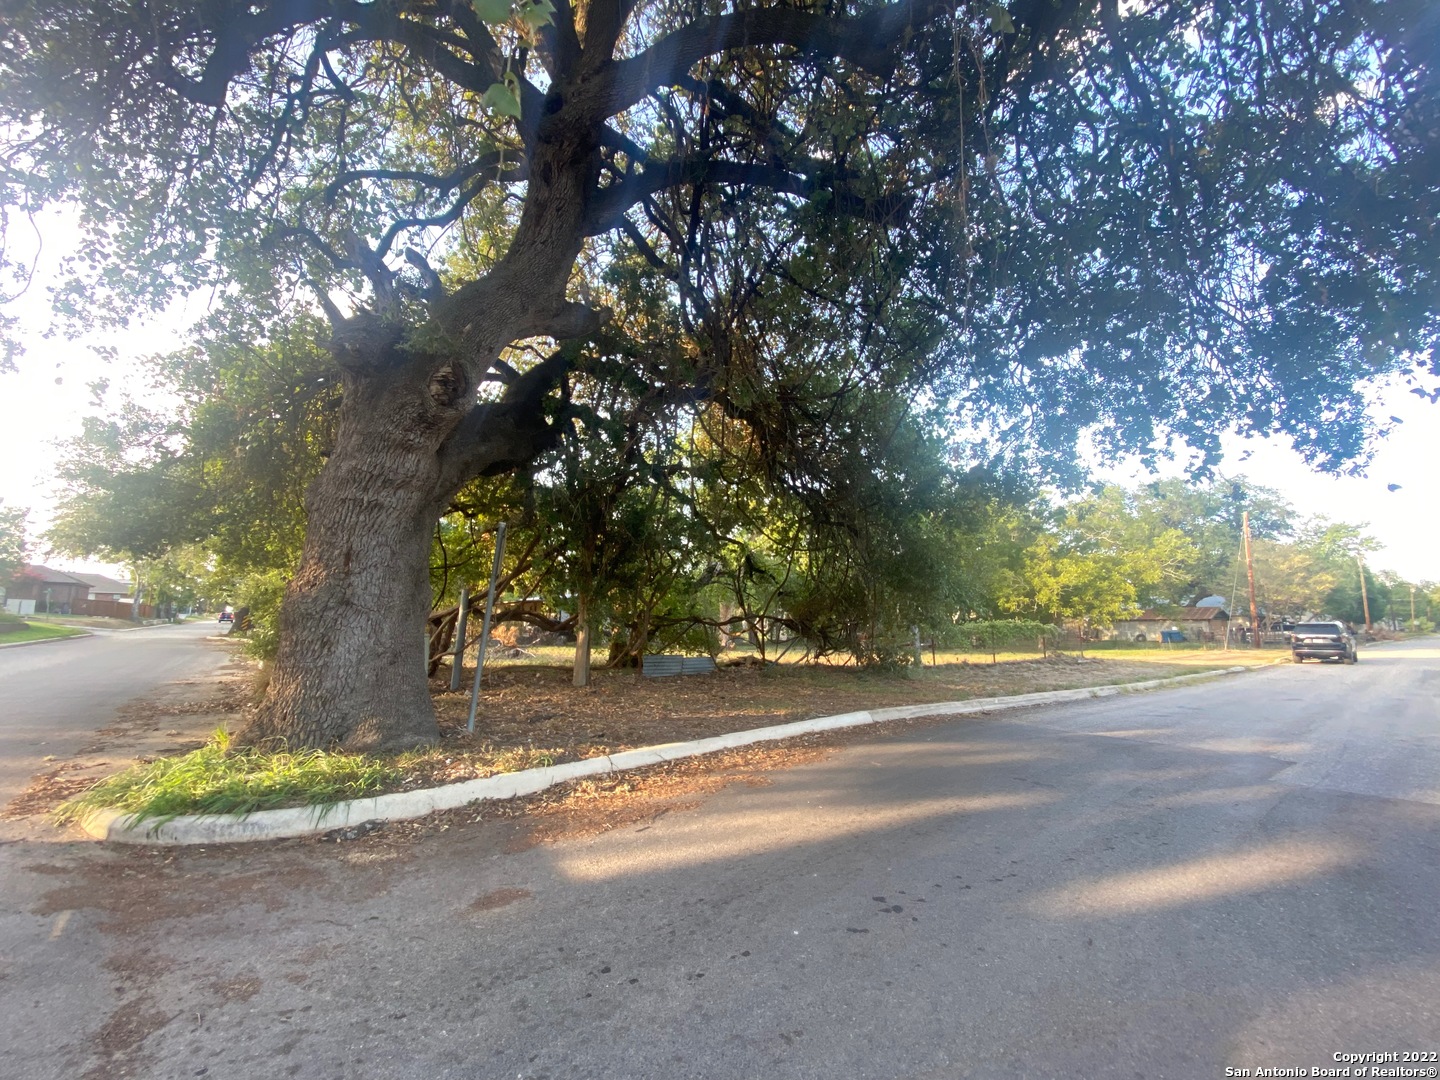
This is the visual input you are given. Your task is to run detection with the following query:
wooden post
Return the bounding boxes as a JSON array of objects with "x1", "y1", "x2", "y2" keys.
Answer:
[
  {"x1": 1243, "y1": 511, "x2": 1260, "y2": 649},
  {"x1": 573, "y1": 593, "x2": 592, "y2": 688},
  {"x1": 466, "y1": 522, "x2": 507, "y2": 735},
  {"x1": 449, "y1": 584, "x2": 470, "y2": 692}
]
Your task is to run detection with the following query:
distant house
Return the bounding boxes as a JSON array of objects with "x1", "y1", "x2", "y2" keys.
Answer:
[
  {"x1": 70, "y1": 573, "x2": 134, "y2": 601},
  {"x1": 3, "y1": 565, "x2": 93, "y2": 615},
  {"x1": 1110, "y1": 606, "x2": 1230, "y2": 643}
]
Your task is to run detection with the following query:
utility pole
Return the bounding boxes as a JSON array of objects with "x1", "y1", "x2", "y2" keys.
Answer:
[
  {"x1": 1409, "y1": 586, "x2": 1416, "y2": 630},
  {"x1": 1243, "y1": 511, "x2": 1260, "y2": 649},
  {"x1": 1357, "y1": 555, "x2": 1372, "y2": 632}
]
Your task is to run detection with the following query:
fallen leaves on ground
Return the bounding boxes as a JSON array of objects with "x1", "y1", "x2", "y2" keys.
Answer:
[{"x1": 6, "y1": 650, "x2": 1244, "y2": 824}]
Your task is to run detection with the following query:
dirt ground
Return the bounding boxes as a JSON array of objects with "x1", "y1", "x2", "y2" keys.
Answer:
[
  {"x1": 4, "y1": 647, "x2": 1267, "y2": 825},
  {"x1": 433, "y1": 651, "x2": 1238, "y2": 751}
]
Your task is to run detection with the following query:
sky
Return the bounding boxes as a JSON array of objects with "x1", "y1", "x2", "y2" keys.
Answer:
[
  {"x1": 1091, "y1": 382, "x2": 1440, "y2": 582},
  {"x1": 2, "y1": 219, "x2": 1438, "y2": 584}
]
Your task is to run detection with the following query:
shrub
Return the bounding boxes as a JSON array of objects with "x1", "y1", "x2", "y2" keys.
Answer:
[{"x1": 232, "y1": 568, "x2": 291, "y2": 660}]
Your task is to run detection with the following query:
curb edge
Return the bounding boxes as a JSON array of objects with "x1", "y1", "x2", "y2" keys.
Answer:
[{"x1": 83, "y1": 664, "x2": 1257, "y2": 846}]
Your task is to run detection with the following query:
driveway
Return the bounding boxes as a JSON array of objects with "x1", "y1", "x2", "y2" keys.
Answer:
[{"x1": 2, "y1": 637, "x2": 1437, "y2": 1080}]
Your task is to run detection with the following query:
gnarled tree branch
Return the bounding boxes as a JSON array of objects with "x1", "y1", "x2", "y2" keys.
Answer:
[{"x1": 599, "y1": 0, "x2": 954, "y2": 120}]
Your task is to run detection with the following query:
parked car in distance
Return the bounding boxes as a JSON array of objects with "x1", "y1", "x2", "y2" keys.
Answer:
[
  {"x1": 1290, "y1": 621, "x2": 1357, "y2": 664},
  {"x1": 217, "y1": 611, "x2": 234, "y2": 623}
]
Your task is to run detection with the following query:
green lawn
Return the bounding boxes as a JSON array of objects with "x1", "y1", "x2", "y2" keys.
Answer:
[
  {"x1": 0, "y1": 621, "x2": 90, "y2": 644},
  {"x1": 16, "y1": 613, "x2": 144, "y2": 630}
]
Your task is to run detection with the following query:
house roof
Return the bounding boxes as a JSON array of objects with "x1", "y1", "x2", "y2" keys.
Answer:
[
  {"x1": 1127, "y1": 606, "x2": 1230, "y2": 622},
  {"x1": 14, "y1": 564, "x2": 93, "y2": 587},
  {"x1": 70, "y1": 572, "x2": 133, "y2": 594}
]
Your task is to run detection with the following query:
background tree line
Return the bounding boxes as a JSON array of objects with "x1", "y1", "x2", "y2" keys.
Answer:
[{"x1": 44, "y1": 313, "x2": 1438, "y2": 662}]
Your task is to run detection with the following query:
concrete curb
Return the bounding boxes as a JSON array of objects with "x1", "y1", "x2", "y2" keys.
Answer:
[{"x1": 81, "y1": 664, "x2": 1258, "y2": 846}]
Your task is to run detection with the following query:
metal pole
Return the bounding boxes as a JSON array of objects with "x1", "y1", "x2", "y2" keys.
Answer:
[
  {"x1": 449, "y1": 584, "x2": 471, "y2": 692},
  {"x1": 467, "y1": 522, "x2": 507, "y2": 734}
]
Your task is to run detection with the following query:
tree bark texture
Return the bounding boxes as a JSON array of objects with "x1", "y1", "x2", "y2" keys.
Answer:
[
  {"x1": 242, "y1": 353, "x2": 457, "y2": 750},
  {"x1": 572, "y1": 592, "x2": 592, "y2": 687}
]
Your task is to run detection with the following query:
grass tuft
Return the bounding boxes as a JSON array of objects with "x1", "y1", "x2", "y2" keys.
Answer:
[{"x1": 55, "y1": 728, "x2": 398, "y2": 825}]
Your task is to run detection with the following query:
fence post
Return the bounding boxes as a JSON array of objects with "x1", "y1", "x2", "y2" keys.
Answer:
[
  {"x1": 466, "y1": 522, "x2": 507, "y2": 735},
  {"x1": 572, "y1": 593, "x2": 592, "y2": 688},
  {"x1": 449, "y1": 585, "x2": 471, "y2": 692}
]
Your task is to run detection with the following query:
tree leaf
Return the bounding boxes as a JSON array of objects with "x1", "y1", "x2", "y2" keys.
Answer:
[
  {"x1": 471, "y1": 0, "x2": 513, "y2": 25},
  {"x1": 987, "y1": 4, "x2": 1015, "y2": 34},
  {"x1": 481, "y1": 79, "x2": 522, "y2": 119},
  {"x1": 517, "y1": 0, "x2": 555, "y2": 33}
]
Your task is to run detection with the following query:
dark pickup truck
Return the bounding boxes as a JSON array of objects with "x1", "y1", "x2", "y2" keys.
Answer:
[{"x1": 1290, "y1": 621, "x2": 1358, "y2": 664}]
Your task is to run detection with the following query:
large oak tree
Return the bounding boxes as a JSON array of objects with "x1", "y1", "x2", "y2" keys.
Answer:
[{"x1": 1, "y1": 0, "x2": 1435, "y2": 747}]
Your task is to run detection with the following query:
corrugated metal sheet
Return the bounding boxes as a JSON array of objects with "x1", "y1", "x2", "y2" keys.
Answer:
[
  {"x1": 642, "y1": 655, "x2": 718, "y2": 678},
  {"x1": 1126, "y1": 606, "x2": 1230, "y2": 622}
]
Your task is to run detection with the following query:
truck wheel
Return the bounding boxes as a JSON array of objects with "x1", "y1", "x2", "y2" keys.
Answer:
[{"x1": 1344, "y1": 650, "x2": 1356, "y2": 665}]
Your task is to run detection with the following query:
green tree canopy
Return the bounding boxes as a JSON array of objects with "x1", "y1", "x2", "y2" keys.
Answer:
[
  {"x1": 1000, "y1": 485, "x2": 1197, "y2": 625},
  {"x1": 48, "y1": 308, "x2": 335, "y2": 577},
  {"x1": 0, "y1": 500, "x2": 27, "y2": 584}
]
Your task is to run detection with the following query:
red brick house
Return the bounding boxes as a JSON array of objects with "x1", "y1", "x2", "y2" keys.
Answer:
[{"x1": 4, "y1": 565, "x2": 93, "y2": 615}]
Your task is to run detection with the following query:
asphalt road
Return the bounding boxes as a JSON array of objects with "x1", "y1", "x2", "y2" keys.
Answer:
[
  {"x1": 0, "y1": 620, "x2": 233, "y2": 811},
  {"x1": 3, "y1": 637, "x2": 1438, "y2": 1080}
]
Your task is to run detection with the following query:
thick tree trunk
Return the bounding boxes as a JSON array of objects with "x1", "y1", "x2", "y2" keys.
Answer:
[
  {"x1": 242, "y1": 362, "x2": 451, "y2": 750},
  {"x1": 240, "y1": 305, "x2": 587, "y2": 749},
  {"x1": 241, "y1": 114, "x2": 602, "y2": 750}
]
